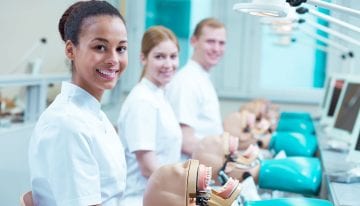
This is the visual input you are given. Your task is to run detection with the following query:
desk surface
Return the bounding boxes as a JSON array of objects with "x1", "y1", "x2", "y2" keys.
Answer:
[{"x1": 316, "y1": 124, "x2": 360, "y2": 206}]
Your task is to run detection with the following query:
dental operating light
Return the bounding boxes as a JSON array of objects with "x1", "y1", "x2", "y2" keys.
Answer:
[
  {"x1": 297, "y1": 18, "x2": 360, "y2": 47},
  {"x1": 296, "y1": 7, "x2": 360, "y2": 33},
  {"x1": 299, "y1": 27, "x2": 351, "y2": 54},
  {"x1": 286, "y1": 0, "x2": 360, "y2": 17},
  {"x1": 234, "y1": 0, "x2": 360, "y2": 19},
  {"x1": 265, "y1": 18, "x2": 353, "y2": 57},
  {"x1": 233, "y1": 0, "x2": 290, "y2": 17},
  {"x1": 299, "y1": 27, "x2": 355, "y2": 73}
]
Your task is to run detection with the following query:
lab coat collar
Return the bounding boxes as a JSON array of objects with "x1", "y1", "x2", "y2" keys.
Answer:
[
  {"x1": 187, "y1": 59, "x2": 210, "y2": 78},
  {"x1": 60, "y1": 81, "x2": 102, "y2": 119},
  {"x1": 141, "y1": 77, "x2": 165, "y2": 97}
]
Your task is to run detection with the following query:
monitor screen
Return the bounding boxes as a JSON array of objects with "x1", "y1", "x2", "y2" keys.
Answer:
[
  {"x1": 355, "y1": 130, "x2": 360, "y2": 151},
  {"x1": 327, "y1": 79, "x2": 345, "y2": 117},
  {"x1": 334, "y1": 83, "x2": 360, "y2": 133},
  {"x1": 322, "y1": 77, "x2": 332, "y2": 108},
  {"x1": 347, "y1": 112, "x2": 360, "y2": 164}
]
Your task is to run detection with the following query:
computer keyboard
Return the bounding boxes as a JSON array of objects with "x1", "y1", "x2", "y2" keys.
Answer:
[
  {"x1": 328, "y1": 171, "x2": 360, "y2": 183},
  {"x1": 324, "y1": 139, "x2": 350, "y2": 153}
]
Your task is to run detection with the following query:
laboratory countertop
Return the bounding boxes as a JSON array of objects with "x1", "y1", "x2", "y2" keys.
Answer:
[{"x1": 316, "y1": 123, "x2": 360, "y2": 206}]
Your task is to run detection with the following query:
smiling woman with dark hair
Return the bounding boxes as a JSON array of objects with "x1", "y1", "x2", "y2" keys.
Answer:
[{"x1": 28, "y1": 1, "x2": 128, "y2": 205}]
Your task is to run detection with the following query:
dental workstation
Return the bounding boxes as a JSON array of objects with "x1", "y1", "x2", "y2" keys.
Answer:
[{"x1": 1, "y1": 0, "x2": 360, "y2": 205}]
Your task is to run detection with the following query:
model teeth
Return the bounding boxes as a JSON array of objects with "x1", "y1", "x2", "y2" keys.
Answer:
[
  {"x1": 205, "y1": 166, "x2": 211, "y2": 188},
  {"x1": 197, "y1": 165, "x2": 212, "y2": 192},
  {"x1": 216, "y1": 178, "x2": 239, "y2": 199}
]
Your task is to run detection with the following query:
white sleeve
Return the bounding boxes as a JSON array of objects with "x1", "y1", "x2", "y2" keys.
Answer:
[
  {"x1": 168, "y1": 80, "x2": 200, "y2": 127},
  {"x1": 45, "y1": 117, "x2": 101, "y2": 205},
  {"x1": 121, "y1": 100, "x2": 157, "y2": 153}
]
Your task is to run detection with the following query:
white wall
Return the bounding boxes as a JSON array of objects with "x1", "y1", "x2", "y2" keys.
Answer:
[
  {"x1": 0, "y1": 124, "x2": 34, "y2": 205},
  {"x1": 0, "y1": 0, "x2": 78, "y2": 76}
]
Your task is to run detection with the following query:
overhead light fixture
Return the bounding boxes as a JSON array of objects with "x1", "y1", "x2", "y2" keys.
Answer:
[
  {"x1": 233, "y1": 0, "x2": 290, "y2": 17},
  {"x1": 286, "y1": 0, "x2": 360, "y2": 17},
  {"x1": 261, "y1": 6, "x2": 298, "y2": 25},
  {"x1": 299, "y1": 27, "x2": 352, "y2": 55},
  {"x1": 297, "y1": 18, "x2": 360, "y2": 47},
  {"x1": 296, "y1": 7, "x2": 360, "y2": 33},
  {"x1": 299, "y1": 27, "x2": 355, "y2": 73},
  {"x1": 234, "y1": 0, "x2": 360, "y2": 18}
]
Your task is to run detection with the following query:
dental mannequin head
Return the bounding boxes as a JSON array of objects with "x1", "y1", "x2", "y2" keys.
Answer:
[
  {"x1": 143, "y1": 159, "x2": 242, "y2": 206},
  {"x1": 143, "y1": 159, "x2": 211, "y2": 206},
  {"x1": 192, "y1": 133, "x2": 261, "y2": 185},
  {"x1": 223, "y1": 110, "x2": 259, "y2": 150},
  {"x1": 240, "y1": 99, "x2": 279, "y2": 131}
]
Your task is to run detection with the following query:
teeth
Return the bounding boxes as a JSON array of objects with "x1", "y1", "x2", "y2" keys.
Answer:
[
  {"x1": 216, "y1": 178, "x2": 239, "y2": 199},
  {"x1": 197, "y1": 165, "x2": 212, "y2": 191},
  {"x1": 97, "y1": 69, "x2": 116, "y2": 77},
  {"x1": 206, "y1": 167, "x2": 211, "y2": 186}
]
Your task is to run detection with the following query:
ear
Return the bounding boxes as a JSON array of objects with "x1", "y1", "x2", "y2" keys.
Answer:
[
  {"x1": 140, "y1": 53, "x2": 146, "y2": 65},
  {"x1": 190, "y1": 36, "x2": 198, "y2": 47},
  {"x1": 65, "y1": 40, "x2": 75, "y2": 60}
]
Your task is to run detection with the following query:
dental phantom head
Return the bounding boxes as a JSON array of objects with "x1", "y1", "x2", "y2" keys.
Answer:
[
  {"x1": 223, "y1": 110, "x2": 259, "y2": 150},
  {"x1": 143, "y1": 159, "x2": 243, "y2": 206},
  {"x1": 240, "y1": 99, "x2": 279, "y2": 131},
  {"x1": 223, "y1": 110, "x2": 272, "y2": 149},
  {"x1": 192, "y1": 133, "x2": 261, "y2": 185},
  {"x1": 143, "y1": 159, "x2": 211, "y2": 206},
  {"x1": 224, "y1": 110, "x2": 255, "y2": 136}
]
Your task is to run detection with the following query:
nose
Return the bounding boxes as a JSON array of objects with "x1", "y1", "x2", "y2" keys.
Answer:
[
  {"x1": 214, "y1": 42, "x2": 223, "y2": 52},
  {"x1": 163, "y1": 57, "x2": 172, "y2": 68},
  {"x1": 105, "y1": 50, "x2": 119, "y2": 66}
]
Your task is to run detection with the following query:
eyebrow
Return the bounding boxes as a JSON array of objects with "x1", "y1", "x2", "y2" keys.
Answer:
[{"x1": 92, "y1": 37, "x2": 128, "y2": 44}]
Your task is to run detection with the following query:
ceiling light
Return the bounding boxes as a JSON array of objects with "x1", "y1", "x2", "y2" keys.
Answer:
[
  {"x1": 233, "y1": 0, "x2": 290, "y2": 17},
  {"x1": 260, "y1": 7, "x2": 298, "y2": 25}
]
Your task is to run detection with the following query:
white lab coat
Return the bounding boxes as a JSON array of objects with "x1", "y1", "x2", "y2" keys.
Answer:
[
  {"x1": 29, "y1": 82, "x2": 127, "y2": 206},
  {"x1": 166, "y1": 59, "x2": 224, "y2": 139},
  {"x1": 117, "y1": 78, "x2": 182, "y2": 206}
]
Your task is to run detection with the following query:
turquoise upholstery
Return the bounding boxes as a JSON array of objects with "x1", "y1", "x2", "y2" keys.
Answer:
[
  {"x1": 258, "y1": 157, "x2": 322, "y2": 195},
  {"x1": 280, "y1": 112, "x2": 312, "y2": 121},
  {"x1": 269, "y1": 132, "x2": 318, "y2": 157},
  {"x1": 277, "y1": 118, "x2": 315, "y2": 134},
  {"x1": 244, "y1": 198, "x2": 333, "y2": 206}
]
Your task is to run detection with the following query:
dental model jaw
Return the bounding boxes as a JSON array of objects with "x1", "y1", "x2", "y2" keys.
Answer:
[
  {"x1": 192, "y1": 133, "x2": 261, "y2": 185},
  {"x1": 143, "y1": 159, "x2": 212, "y2": 206},
  {"x1": 208, "y1": 177, "x2": 242, "y2": 206},
  {"x1": 143, "y1": 159, "x2": 244, "y2": 206},
  {"x1": 224, "y1": 144, "x2": 261, "y2": 183}
]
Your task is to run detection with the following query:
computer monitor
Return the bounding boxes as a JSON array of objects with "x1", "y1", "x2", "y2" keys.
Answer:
[
  {"x1": 320, "y1": 74, "x2": 348, "y2": 126},
  {"x1": 328, "y1": 112, "x2": 360, "y2": 183},
  {"x1": 321, "y1": 76, "x2": 332, "y2": 109},
  {"x1": 329, "y1": 76, "x2": 360, "y2": 143},
  {"x1": 347, "y1": 112, "x2": 360, "y2": 164}
]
